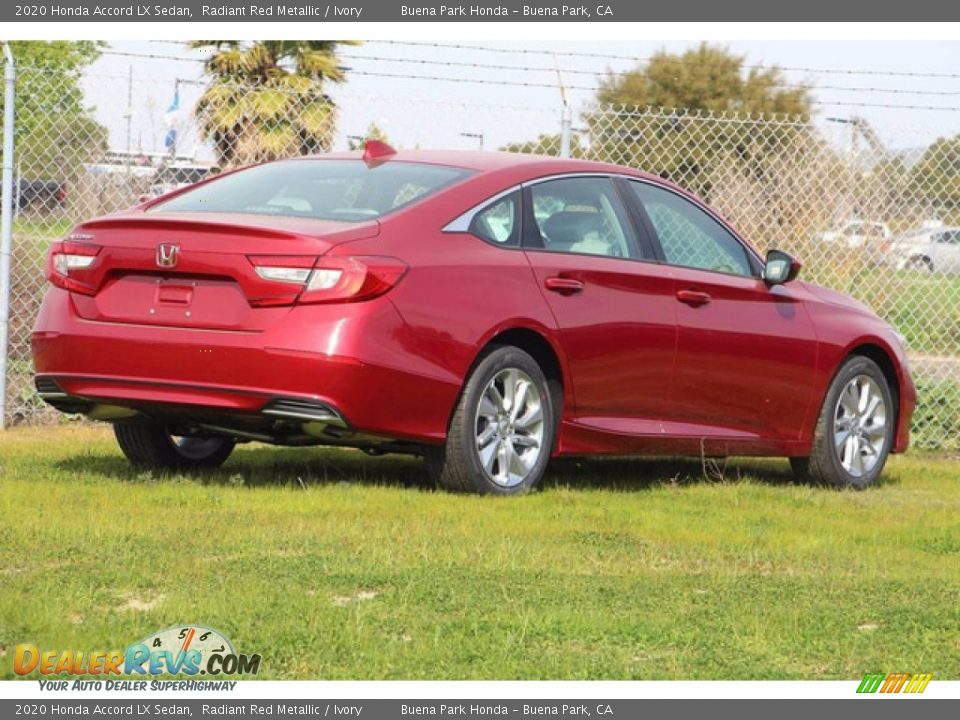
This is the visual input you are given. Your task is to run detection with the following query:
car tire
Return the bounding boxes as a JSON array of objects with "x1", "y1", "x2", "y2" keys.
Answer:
[
  {"x1": 425, "y1": 345, "x2": 556, "y2": 495},
  {"x1": 790, "y1": 356, "x2": 895, "y2": 489},
  {"x1": 908, "y1": 256, "x2": 934, "y2": 272},
  {"x1": 114, "y1": 423, "x2": 236, "y2": 470}
]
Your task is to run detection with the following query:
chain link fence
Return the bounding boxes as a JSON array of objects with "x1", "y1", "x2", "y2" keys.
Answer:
[{"x1": 2, "y1": 63, "x2": 959, "y2": 449}]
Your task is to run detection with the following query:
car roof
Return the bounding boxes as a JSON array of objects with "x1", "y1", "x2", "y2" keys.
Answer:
[{"x1": 305, "y1": 148, "x2": 659, "y2": 180}]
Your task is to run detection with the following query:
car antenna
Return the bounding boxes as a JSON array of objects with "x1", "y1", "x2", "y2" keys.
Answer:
[{"x1": 362, "y1": 139, "x2": 397, "y2": 166}]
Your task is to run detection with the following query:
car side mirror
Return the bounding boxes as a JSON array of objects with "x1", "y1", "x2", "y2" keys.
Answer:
[{"x1": 763, "y1": 249, "x2": 802, "y2": 285}]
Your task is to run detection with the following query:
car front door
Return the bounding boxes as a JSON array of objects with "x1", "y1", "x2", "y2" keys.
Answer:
[
  {"x1": 521, "y1": 176, "x2": 677, "y2": 443},
  {"x1": 626, "y1": 179, "x2": 819, "y2": 449}
]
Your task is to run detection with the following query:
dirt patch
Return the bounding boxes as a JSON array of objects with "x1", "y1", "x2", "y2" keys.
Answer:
[
  {"x1": 331, "y1": 590, "x2": 378, "y2": 607},
  {"x1": 115, "y1": 592, "x2": 165, "y2": 612}
]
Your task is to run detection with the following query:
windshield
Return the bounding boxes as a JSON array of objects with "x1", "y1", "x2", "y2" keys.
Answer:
[{"x1": 151, "y1": 159, "x2": 471, "y2": 222}]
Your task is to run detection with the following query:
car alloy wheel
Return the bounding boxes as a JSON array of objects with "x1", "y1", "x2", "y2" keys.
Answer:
[
  {"x1": 790, "y1": 355, "x2": 894, "y2": 489},
  {"x1": 425, "y1": 345, "x2": 556, "y2": 495},
  {"x1": 474, "y1": 368, "x2": 545, "y2": 487},
  {"x1": 833, "y1": 375, "x2": 887, "y2": 478}
]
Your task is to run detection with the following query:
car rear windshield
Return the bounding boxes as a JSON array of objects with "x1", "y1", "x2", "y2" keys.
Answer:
[{"x1": 150, "y1": 159, "x2": 471, "y2": 222}]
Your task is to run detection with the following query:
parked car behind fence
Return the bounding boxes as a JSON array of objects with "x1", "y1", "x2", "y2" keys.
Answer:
[
  {"x1": 888, "y1": 227, "x2": 960, "y2": 274},
  {"x1": 2, "y1": 179, "x2": 66, "y2": 213}
]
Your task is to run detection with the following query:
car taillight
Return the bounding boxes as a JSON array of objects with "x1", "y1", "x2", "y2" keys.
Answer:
[
  {"x1": 299, "y1": 256, "x2": 407, "y2": 304},
  {"x1": 46, "y1": 241, "x2": 100, "y2": 295},
  {"x1": 246, "y1": 255, "x2": 407, "y2": 306}
]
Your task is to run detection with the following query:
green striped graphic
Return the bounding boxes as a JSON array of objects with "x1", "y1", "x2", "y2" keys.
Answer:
[{"x1": 857, "y1": 673, "x2": 886, "y2": 693}]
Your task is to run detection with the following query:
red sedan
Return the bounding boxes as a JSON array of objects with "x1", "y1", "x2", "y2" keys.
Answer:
[{"x1": 32, "y1": 144, "x2": 915, "y2": 494}]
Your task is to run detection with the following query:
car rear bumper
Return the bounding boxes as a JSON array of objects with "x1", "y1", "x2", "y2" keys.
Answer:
[{"x1": 32, "y1": 288, "x2": 460, "y2": 444}]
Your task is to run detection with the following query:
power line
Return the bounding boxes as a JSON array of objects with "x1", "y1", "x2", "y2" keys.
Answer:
[
  {"x1": 102, "y1": 48, "x2": 960, "y2": 100},
  {"x1": 340, "y1": 52, "x2": 960, "y2": 97},
  {"x1": 101, "y1": 49, "x2": 204, "y2": 63},
  {"x1": 340, "y1": 69, "x2": 960, "y2": 112},
  {"x1": 95, "y1": 49, "x2": 960, "y2": 112},
  {"x1": 368, "y1": 40, "x2": 960, "y2": 82}
]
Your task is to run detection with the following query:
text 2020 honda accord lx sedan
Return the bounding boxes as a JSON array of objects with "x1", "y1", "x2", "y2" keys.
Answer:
[{"x1": 32, "y1": 143, "x2": 915, "y2": 494}]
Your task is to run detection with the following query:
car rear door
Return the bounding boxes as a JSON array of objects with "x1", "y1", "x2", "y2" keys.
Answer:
[
  {"x1": 625, "y1": 179, "x2": 818, "y2": 448},
  {"x1": 521, "y1": 175, "x2": 677, "y2": 439}
]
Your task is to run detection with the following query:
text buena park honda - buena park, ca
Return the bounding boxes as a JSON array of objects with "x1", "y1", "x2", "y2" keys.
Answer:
[{"x1": 401, "y1": 4, "x2": 613, "y2": 17}]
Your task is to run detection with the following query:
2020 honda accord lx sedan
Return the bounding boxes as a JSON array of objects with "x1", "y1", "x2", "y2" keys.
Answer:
[{"x1": 32, "y1": 143, "x2": 915, "y2": 494}]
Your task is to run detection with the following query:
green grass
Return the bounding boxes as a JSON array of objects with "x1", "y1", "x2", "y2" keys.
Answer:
[
  {"x1": 1, "y1": 426, "x2": 959, "y2": 680},
  {"x1": 856, "y1": 268, "x2": 960, "y2": 355},
  {"x1": 12, "y1": 216, "x2": 75, "y2": 259}
]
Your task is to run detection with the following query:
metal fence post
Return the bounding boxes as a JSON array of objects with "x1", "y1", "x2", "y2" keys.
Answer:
[
  {"x1": 559, "y1": 106, "x2": 572, "y2": 159},
  {"x1": 0, "y1": 43, "x2": 16, "y2": 430}
]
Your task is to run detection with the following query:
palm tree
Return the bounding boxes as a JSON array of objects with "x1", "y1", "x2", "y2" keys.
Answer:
[{"x1": 189, "y1": 41, "x2": 356, "y2": 167}]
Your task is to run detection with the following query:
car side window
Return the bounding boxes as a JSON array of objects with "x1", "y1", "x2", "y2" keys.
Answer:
[
  {"x1": 469, "y1": 191, "x2": 520, "y2": 246},
  {"x1": 526, "y1": 177, "x2": 637, "y2": 259},
  {"x1": 629, "y1": 181, "x2": 754, "y2": 277}
]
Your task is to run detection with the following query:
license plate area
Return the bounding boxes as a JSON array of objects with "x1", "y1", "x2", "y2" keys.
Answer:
[
  {"x1": 91, "y1": 273, "x2": 251, "y2": 330},
  {"x1": 156, "y1": 282, "x2": 194, "y2": 306}
]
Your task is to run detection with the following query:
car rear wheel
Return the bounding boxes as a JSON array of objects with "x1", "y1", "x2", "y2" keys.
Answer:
[
  {"x1": 790, "y1": 356, "x2": 894, "y2": 489},
  {"x1": 114, "y1": 423, "x2": 236, "y2": 470},
  {"x1": 425, "y1": 346, "x2": 556, "y2": 495}
]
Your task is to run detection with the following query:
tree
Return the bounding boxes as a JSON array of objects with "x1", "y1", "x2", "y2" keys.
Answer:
[
  {"x1": 3, "y1": 42, "x2": 107, "y2": 180},
  {"x1": 595, "y1": 43, "x2": 811, "y2": 118},
  {"x1": 189, "y1": 41, "x2": 356, "y2": 167},
  {"x1": 347, "y1": 121, "x2": 390, "y2": 151},
  {"x1": 499, "y1": 132, "x2": 584, "y2": 158},
  {"x1": 586, "y1": 43, "x2": 814, "y2": 200},
  {"x1": 908, "y1": 135, "x2": 960, "y2": 218}
]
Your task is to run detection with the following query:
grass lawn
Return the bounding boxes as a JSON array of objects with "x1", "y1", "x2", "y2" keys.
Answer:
[{"x1": 0, "y1": 425, "x2": 958, "y2": 681}]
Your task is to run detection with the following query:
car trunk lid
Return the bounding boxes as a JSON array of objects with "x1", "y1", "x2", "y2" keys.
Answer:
[{"x1": 59, "y1": 212, "x2": 379, "y2": 331}]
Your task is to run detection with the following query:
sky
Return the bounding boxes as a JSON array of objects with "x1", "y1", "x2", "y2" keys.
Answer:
[{"x1": 78, "y1": 40, "x2": 960, "y2": 163}]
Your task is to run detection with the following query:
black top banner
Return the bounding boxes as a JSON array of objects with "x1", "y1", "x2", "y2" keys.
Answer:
[{"x1": 6, "y1": 0, "x2": 960, "y2": 22}]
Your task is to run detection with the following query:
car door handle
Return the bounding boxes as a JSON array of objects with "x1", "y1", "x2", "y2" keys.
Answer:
[
  {"x1": 676, "y1": 289, "x2": 711, "y2": 307},
  {"x1": 545, "y1": 277, "x2": 585, "y2": 295}
]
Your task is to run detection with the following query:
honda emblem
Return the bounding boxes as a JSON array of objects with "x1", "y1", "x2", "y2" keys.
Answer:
[{"x1": 156, "y1": 243, "x2": 179, "y2": 269}]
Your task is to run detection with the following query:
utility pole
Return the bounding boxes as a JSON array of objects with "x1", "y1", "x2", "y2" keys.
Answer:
[
  {"x1": 460, "y1": 132, "x2": 484, "y2": 150},
  {"x1": 554, "y1": 54, "x2": 571, "y2": 159},
  {"x1": 124, "y1": 65, "x2": 133, "y2": 176},
  {"x1": 826, "y1": 117, "x2": 857, "y2": 219}
]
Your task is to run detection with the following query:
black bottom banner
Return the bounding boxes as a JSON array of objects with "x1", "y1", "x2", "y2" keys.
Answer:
[{"x1": 2, "y1": 699, "x2": 957, "y2": 720}]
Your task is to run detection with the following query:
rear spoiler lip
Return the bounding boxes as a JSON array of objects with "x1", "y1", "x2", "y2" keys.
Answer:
[{"x1": 72, "y1": 213, "x2": 381, "y2": 244}]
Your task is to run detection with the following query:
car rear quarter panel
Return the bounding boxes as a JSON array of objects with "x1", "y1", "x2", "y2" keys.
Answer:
[{"x1": 335, "y1": 207, "x2": 566, "y2": 436}]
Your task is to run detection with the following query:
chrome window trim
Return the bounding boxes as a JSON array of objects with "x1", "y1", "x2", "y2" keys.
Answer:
[
  {"x1": 443, "y1": 171, "x2": 762, "y2": 270},
  {"x1": 442, "y1": 185, "x2": 522, "y2": 233}
]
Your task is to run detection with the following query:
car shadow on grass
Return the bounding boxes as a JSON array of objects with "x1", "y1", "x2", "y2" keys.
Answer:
[
  {"x1": 53, "y1": 444, "x2": 836, "y2": 492},
  {"x1": 541, "y1": 455, "x2": 798, "y2": 490}
]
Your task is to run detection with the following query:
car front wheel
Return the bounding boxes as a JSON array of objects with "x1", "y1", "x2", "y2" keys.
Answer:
[
  {"x1": 114, "y1": 423, "x2": 236, "y2": 470},
  {"x1": 426, "y1": 346, "x2": 556, "y2": 495},
  {"x1": 790, "y1": 356, "x2": 894, "y2": 489}
]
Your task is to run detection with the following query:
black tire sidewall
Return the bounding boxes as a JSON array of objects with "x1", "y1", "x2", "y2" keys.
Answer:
[
  {"x1": 454, "y1": 346, "x2": 555, "y2": 495},
  {"x1": 821, "y1": 357, "x2": 895, "y2": 489},
  {"x1": 168, "y1": 432, "x2": 236, "y2": 467}
]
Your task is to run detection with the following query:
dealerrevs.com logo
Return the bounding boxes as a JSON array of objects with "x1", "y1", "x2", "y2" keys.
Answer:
[
  {"x1": 857, "y1": 672, "x2": 933, "y2": 694},
  {"x1": 15, "y1": 625, "x2": 261, "y2": 677}
]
